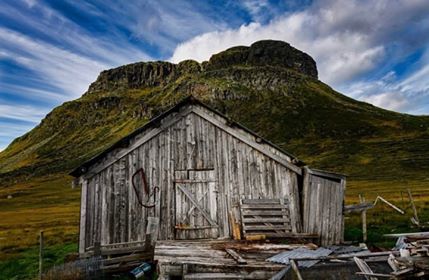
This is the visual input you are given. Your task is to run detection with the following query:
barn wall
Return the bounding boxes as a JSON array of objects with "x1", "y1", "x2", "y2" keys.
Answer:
[
  {"x1": 81, "y1": 106, "x2": 301, "y2": 251},
  {"x1": 302, "y1": 168, "x2": 345, "y2": 246}
]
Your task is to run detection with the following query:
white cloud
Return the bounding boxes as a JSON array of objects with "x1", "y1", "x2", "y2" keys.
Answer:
[
  {"x1": 170, "y1": 0, "x2": 429, "y2": 114},
  {"x1": 0, "y1": 104, "x2": 47, "y2": 123},
  {"x1": 361, "y1": 92, "x2": 408, "y2": 112},
  {"x1": 0, "y1": 27, "x2": 109, "y2": 98},
  {"x1": 170, "y1": 7, "x2": 388, "y2": 86}
]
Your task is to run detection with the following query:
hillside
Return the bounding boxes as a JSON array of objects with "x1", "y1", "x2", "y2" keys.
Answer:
[
  {"x1": 2, "y1": 39, "x2": 429, "y2": 278},
  {"x1": 1, "y1": 40, "x2": 429, "y2": 186}
]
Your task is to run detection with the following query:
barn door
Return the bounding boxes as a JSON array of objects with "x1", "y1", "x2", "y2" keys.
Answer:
[{"x1": 174, "y1": 169, "x2": 219, "y2": 239}]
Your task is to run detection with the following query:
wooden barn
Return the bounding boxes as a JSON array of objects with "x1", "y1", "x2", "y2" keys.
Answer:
[{"x1": 70, "y1": 96, "x2": 346, "y2": 277}]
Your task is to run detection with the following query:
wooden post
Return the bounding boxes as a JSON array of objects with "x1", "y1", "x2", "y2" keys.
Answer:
[
  {"x1": 290, "y1": 260, "x2": 303, "y2": 280},
  {"x1": 359, "y1": 194, "x2": 367, "y2": 243},
  {"x1": 407, "y1": 189, "x2": 420, "y2": 227},
  {"x1": 39, "y1": 231, "x2": 44, "y2": 280}
]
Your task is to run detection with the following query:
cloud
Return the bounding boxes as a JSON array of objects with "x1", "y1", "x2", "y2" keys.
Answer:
[
  {"x1": 170, "y1": 0, "x2": 429, "y2": 114},
  {"x1": 171, "y1": 0, "x2": 429, "y2": 85},
  {"x1": 0, "y1": 103, "x2": 47, "y2": 123},
  {"x1": 361, "y1": 92, "x2": 409, "y2": 112}
]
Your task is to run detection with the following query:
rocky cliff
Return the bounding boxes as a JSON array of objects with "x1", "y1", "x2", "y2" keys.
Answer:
[{"x1": 1, "y1": 40, "x2": 428, "y2": 185}]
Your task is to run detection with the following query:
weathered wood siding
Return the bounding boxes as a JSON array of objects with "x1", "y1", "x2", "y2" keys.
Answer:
[
  {"x1": 302, "y1": 168, "x2": 345, "y2": 246},
  {"x1": 80, "y1": 105, "x2": 301, "y2": 251}
]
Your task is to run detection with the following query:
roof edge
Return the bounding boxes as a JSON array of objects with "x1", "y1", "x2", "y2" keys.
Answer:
[{"x1": 70, "y1": 95, "x2": 303, "y2": 177}]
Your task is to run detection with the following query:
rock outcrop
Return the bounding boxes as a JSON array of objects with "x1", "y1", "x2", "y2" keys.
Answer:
[{"x1": 87, "y1": 40, "x2": 317, "y2": 94}]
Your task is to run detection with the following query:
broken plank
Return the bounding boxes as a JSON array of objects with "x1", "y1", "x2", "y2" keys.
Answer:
[
  {"x1": 225, "y1": 248, "x2": 247, "y2": 264},
  {"x1": 290, "y1": 260, "x2": 303, "y2": 280},
  {"x1": 270, "y1": 266, "x2": 291, "y2": 280}
]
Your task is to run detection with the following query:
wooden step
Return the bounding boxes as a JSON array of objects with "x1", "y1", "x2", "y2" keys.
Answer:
[{"x1": 184, "y1": 273, "x2": 245, "y2": 279}]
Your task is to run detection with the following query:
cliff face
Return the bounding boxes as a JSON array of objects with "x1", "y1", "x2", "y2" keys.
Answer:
[
  {"x1": 1, "y1": 40, "x2": 428, "y2": 184},
  {"x1": 86, "y1": 40, "x2": 316, "y2": 94}
]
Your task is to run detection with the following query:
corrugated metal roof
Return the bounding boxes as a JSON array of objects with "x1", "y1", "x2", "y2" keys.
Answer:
[
  {"x1": 266, "y1": 247, "x2": 332, "y2": 268},
  {"x1": 327, "y1": 245, "x2": 365, "y2": 255}
]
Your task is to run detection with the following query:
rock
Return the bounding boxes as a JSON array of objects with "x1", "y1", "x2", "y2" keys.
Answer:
[
  {"x1": 85, "y1": 40, "x2": 318, "y2": 94},
  {"x1": 86, "y1": 61, "x2": 179, "y2": 94},
  {"x1": 7, "y1": 194, "x2": 12, "y2": 199},
  {"x1": 205, "y1": 40, "x2": 318, "y2": 78}
]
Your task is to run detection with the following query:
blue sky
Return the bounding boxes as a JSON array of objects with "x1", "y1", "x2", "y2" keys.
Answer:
[{"x1": 1, "y1": 0, "x2": 429, "y2": 151}]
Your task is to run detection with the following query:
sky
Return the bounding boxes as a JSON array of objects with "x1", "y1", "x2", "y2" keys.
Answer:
[{"x1": 1, "y1": 0, "x2": 429, "y2": 151}]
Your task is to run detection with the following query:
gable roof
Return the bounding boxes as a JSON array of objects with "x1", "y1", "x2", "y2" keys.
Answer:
[{"x1": 70, "y1": 96, "x2": 304, "y2": 177}]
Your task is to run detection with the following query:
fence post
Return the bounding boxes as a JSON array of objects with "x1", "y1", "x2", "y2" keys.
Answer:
[
  {"x1": 39, "y1": 231, "x2": 44, "y2": 280},
  {"x1": 407, "y1": 189, "x2": 420, "y2": 227},
  {"x1": 359, "y1": 194, "x2": 367, "y2": 243}
]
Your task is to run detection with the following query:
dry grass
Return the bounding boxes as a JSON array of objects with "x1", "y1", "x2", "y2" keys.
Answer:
[{"x1": 0, "y1": 174, "x2": 80, "y2": 261}]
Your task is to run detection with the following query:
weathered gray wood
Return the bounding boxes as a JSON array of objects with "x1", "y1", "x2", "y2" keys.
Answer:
[
  {"x1": 290, "y1": 260, "x2": 303, "y2": 280},
  {"x1": 243, "y1": 218, "x2": 291, "y2": 223},
  {"x1": 374, "y1": 196, "x2": 405, "y2": 214},
  {"x1": 270, "y1": 266, "x2": 291, "y2": 280},
  {"x1": 79, "y1": 180, "x2": 88, "y2": 253},
  {"x1": 353, "y1": 257, "x2": 378, "y2": 280},
  {"x1": 384, "y1": 232, "x2": 429, "y2": 238},
  {"x1": 407, "y1": 189, "x2": 420, "y2": 226},
  {"x1": 39, "y1": 231, "x2": 44, "y2": 280},
  {"x1": 360, "y1": 194, "x2": 367, "y2": 243},
  {"x1": 84, "y1": 108, "x2": 193, "y2": 179},
  {"x1": 192, "y1": 107, "x2": 302, "y2": 175},
  {"x1": 241, "y1": 210, "x2": 288, "y2": 216},
  {"x1": 302, "y1": 170, "x2": 345, "y2": 246},
  {"x1": 78, "y1": 102, "x2": 344, "y2": 248},
  {"x1": 240, "y1": 204, "x2": 288, "y2": 209},
  {"x1": 225, "y1": 248, "x2": 247, "y2": 264},
  {"x1": 344, "y1": 202, "x2": 374, "y2": 213}
]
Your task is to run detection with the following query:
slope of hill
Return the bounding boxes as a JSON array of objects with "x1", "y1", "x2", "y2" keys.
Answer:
[
  {"x1": 1, "y1": 41, "x2": 429, "y2": 272},
  {"x1": 1, "y1": 40, "x2": 428, "y2": 185}
]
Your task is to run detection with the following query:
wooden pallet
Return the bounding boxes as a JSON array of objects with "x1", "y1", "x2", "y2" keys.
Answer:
[{"x1": 240, "y1": 198, "x2": 292, "y2": 239}]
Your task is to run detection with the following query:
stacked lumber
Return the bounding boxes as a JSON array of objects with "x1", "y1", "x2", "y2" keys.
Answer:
[{"x1": 381, "y1": 232, "x2": 429, "y2": 279}]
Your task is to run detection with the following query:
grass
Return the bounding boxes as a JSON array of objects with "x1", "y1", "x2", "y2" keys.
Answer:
[
  {"x1": 0, "y1": 175, "x2": 80, "y2": 261},
  {"x1": 0, "y1": 243, "x2": 78, "y2": 280},
  {"x1": 1, "y1": 53, "x2": 429, "y2": 278},
  {"x1": 1, "y1": 173, "x2": 428, "y2": 279}
]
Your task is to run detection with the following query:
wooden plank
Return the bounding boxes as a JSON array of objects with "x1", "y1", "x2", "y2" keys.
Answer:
[
  {"x1": 245, "y1": 232, "x2": 316, "y2": 238},
  {"x1": 225, "y1": 248, "x2": 247, "y2": 264},
  {"x1": 243, "y1": 218, "x2": 291, "y2": 223},
  {"x1": 360, "y1": 194, "x2": 367, "y2": 243},
  {"x1": 407, "y1": 189, "x2": 420, "y2": 226},
  {"x1": 270, "y1": 266, "x2": 291, "y2": 280},
  {"x1": 290, "y1": 260, "x2": 303, "y2": 280},
  {"x1": 343, "y1": 202, "x2": 374, "y2": 213},
  {"x1": 242, "y1": 210, "x2": 289, "y2": 216},
  {"x1": 184, "y1": 273, "x2": 245, "y2": 279},
  {"x1": 241, "y1": 199, "x2": 282, "y2": 204},
  {"x1": 244, "y1": 225, "x2": 292, "y2": 231},
  {"x1": 383, "y1": 232, "x2": 429, "y2": 238},
  {"x1": 353, "y1": 257, "x2": 377, "y2": 280},
  {"x1": 79, "y1": 179, "x2": 88, "y2": 254},
  {"x1": 306, "y1": 168, "x2": 345, "y2": 180},
  {"x1": 302, "y1": 167, "x2": 310, "y2": 233},
  {"x1": 83, "y1": 107, "x2": 193, "y2": 179},
  {"x1": 192, "y1": 107, "x2": 302, "y2": 175},
  {"x1": 240, "y1": 204, "x2": 288, "y2": 209}
]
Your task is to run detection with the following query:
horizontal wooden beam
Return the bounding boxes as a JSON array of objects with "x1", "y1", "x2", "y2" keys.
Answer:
[
  {"x1": 383, "y1": 232, "x2": 429, "y2": 238},
  {"x1": 242, "y1": 210, "x2": 288, "y2": 216},
  {"x1": 343, "y1": 202, "x2": 374, "y2": 214},
  {"x1": 240, "y1": 204, "x2": 287, "y2": 209}
]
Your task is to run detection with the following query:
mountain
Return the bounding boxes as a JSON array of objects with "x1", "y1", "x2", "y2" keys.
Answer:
[{"x1": 1, "y1": 40, "x2": 429, "y2": 188}]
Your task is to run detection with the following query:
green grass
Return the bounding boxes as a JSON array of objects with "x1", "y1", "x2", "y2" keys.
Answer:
[
  {"x1": 1, "y1": 46, "x2": 429, "y2": 278},
  {"x1": 0, "y1": 175, "x2": 80, "y2": 261},
  {"x1": 0, "y1": 243, "x2": 77, "y2": 280}
]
